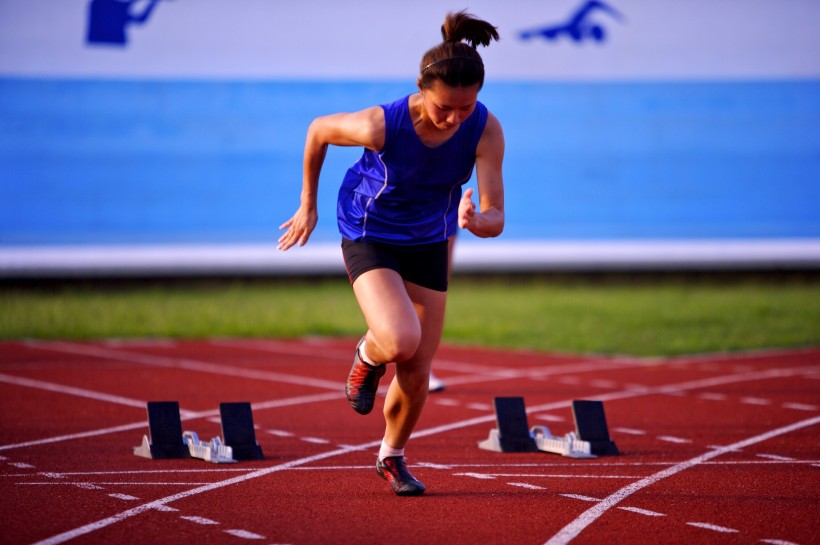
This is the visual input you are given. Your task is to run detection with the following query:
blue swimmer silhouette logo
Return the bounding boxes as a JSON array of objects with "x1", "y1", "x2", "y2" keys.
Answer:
[
  {"x1": 86, "y1": 0, "x2": 167, "y2": 46},
  {"x1": 519, "y1": 1, "x2": 623, "y2": 44}
]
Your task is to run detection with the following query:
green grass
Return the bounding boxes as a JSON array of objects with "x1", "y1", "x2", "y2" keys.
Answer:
[
  {"x1": 1, "y1": 275, "x2": 818, "y2": 356},
  {"x1": 446, "y1": 276, "x2": 820, "y2": 355}
]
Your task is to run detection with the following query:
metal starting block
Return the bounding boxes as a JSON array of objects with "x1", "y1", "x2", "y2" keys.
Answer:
[
  {"x1": 530, "y1": 426, "x2": 596, "y2": 458},
  {"x1": 478, "y1": 397, "x2": 618, "y2": 457},
  {"x1": 183, "y1": 431, "x2": 237, "y2": 464},
  {"x1": 134, "y1": 401, "x2": 264, "y2": 461}
]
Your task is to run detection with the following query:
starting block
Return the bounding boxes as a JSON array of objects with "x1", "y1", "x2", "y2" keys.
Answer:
[
  {"x1": 478, "y1": 397, "x2": 618, "y2": 457},
  {"x1": 133, "y1": 401, "x2": 190, "y2": 459},
  {"x1": 572, "y1": 400, "x2": 619, "y2": 455},
  {"x1": 134, "y1": 401, "x2": 264, "y2": 462},
  {"x1": 478, "y1": 397, "x2": 539, "y2": 452},
  {"x1": 183, "y1": 431, "x2": 237, "y2": 464},
  {"x1": 530, "y1": 426, "x2": 596, "y2": 458},
  {"x1": 220, "y1": 402, "x2": 264, "y2": 460}
]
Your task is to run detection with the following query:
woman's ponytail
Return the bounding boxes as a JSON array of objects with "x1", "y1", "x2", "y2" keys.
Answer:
[{"x1": 419, "y1": 10, "x2": 499, "y2": 90}]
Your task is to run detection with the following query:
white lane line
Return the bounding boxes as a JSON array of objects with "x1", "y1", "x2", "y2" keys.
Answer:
[
  {"x1": 686, "y1": 522, "x2": 738, "y2": 533},
  {"x1": 25, "y1": 341, "x2": 343, "y2": 392},
  {"x1": 30, "y1": 443, "x2": 378, "y2": 545},
  {"x1": 429, "y1": 359, "x2": 657, "y2": 388},
  {"x1": 535, "y1": 414, "x2": 566, "y2": 422},
  {"x1": 509, "y1": 482, "x2": 546, "y2": 490},
  {"x1": 210, "y1": 338, "x2": 349, "y2": 359},
  {"x1": 150, "y1": 504, "x2": 178, "y2": 512},
  {"x1": 783, "y1": 402, "x2": 817, "y2": 411},
  {"x1": 74, "y1": 483, "x2": 103, "y2": 490},
  {"x1": 224, "y1": 340, "x2": 817, "y2": 370},
  {"x1": 617, "y1": 506, "x2": 665, "y2": 517},
  {"x1": 741, "y1": 397, "x2": 772, "y2": 406},
  {"x1": 0, "y1": 373, "x2": 148, "y2": 410},
  {"x1": 289, "y1": 459, "x2": 820, "y2": 470},
  {"x1": 301, "y1": 437, "x2": 330, "y2": 445},
  {"x1": 560, "y1": 494, "x2": 601, "y2": 502},
  {"x1": 660, "y1": 390, "x2": 687, "y2": 397},
  {"x1": 466, "y1": 403, "x2": 493, "y2": 411},
  {"x1": 707, "y1": 444, "x2": 744, "y2": 452},
  {"x1": 217, "y1": 339, "x2": 650, "y2": 383},
  {"x1": 415, "y1": 462, "x2": 451, "y2": 470},
  {"x1": 756, "y1": 453, "x2": 796, "y2": 461},
  {"x1": 612, "y1": 427, "x2": 645, "y2": 436},
  {"x1": 20, "y1": 469, "x2": 254, "y2": 476},
  {"x1": 19, "y1": 482, "x2": 213, "y2": 486},
  {"x1": 543, "y1": 414, "x2": 820, "y2": 545},
  {"x1": 760, "y1": 539, "x2": 801, "y2": 545},
  {"x1": 251, "y1": 392, "x2": 344, "y2": 410},
  {"x1": 108, "y1": 494, "x2": 139, "y2": 501},
  {"x1": 465, "y1": 474, "x2": 637, "y2": 479},
  {"x1": 181, "y1": 516, "x2": 219, "y2": 525},
  {"x1": 657, "y1": 436, "x2": 691, "y2": 444},
  {"x1": 0, "y1": 392, "x2": 341, "y2": 452},
  {"x1": 455, "y1": 473, "x2": 496, "y2": 480},
  {"x1": 224, "y1": 529, "x2": 265, "y2": 539},
  {"x1": 0, "y1": 421, "x2": 147, "y2": 452},
  {"x1": 433, "y1": 398, "x2": 461, "y2": 407},
  {"x1": 267, "y1": 430, "x2": 295, "y2": 438}
]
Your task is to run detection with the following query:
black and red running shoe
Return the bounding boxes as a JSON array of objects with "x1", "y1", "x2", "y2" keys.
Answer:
[
  {"x1": 377, "y1": 456, "x2": 426, "y2": 496},
  {"x1": 345, "y1": 337, "x2": 386, "y2": 415}
]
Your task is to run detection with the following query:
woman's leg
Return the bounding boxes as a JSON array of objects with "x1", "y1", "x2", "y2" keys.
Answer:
[
  {"x1": 352, "y1": 268, "x2": 422, "y2": 364},
  {"x1": 351, "y1": 269, "x2": 447, "y2": 449},
  {"x1": 381, "y1": 280, "x2": 446, "y2": 449}
]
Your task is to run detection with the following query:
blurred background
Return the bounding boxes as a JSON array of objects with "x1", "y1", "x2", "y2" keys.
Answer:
[{"x1": 1, "y1": 0, "x2": 819, "y2": 277}]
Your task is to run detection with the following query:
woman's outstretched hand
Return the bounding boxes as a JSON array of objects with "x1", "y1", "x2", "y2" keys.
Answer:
[{"x1": 278, "y1": 206, "x2": 317, "y2": 250}]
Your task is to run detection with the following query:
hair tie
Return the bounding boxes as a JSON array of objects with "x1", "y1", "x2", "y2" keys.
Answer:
[{"x1": 422, "y1": 56, "x2": 483, "y2": 72}]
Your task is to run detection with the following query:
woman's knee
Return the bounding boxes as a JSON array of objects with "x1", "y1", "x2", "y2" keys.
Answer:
[{"x1": 370, "y1": 324, "x2": 421, "y2": 363}]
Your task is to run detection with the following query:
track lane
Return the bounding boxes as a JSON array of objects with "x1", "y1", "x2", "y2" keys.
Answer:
[{"x1": 0, "y1": 341, "x2": 816, "y2": 545}]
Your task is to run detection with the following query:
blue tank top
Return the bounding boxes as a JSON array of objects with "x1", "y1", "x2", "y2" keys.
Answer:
[{"x1": 337, "y1": 94, "x2": 488, "y2": 244}]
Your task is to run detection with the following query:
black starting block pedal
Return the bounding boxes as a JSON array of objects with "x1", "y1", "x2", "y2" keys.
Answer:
[
  {"x1": 220, "y1": 402, "x2": 264, "y2": 460},
  {"x1": 572, "y1": 400, "x2": 619, "y2": 455},
  {"x1": 478, "y1": 397, "x2": 539, "y2": 452},
  {"x1": 134, "y1": 401, "x2": 190, "y2": 459}
]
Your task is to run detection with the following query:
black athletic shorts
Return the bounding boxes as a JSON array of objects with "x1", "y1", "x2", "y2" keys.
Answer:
[{"x1": 341, "y1": 238, "x2": 449, "y2": 292}]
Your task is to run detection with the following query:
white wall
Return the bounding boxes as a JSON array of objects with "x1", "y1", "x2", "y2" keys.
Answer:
[{"x1": 1, "y1": 0, "x2": 818, "y2": 80}]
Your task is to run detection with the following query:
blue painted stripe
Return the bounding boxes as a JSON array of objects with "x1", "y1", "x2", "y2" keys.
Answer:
[{"x1": 1, "y1": 78, "x2": 818, "y2": 245}]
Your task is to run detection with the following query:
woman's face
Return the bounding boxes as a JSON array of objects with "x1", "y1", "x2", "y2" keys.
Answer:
[{"x1": 420, "y1": 80, "x2": 481, "y2": 131}]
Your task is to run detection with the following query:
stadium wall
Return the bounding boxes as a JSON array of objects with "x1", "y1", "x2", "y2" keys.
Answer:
[{"x1": 1, "y1": 0, "x2": 819, "y2": 276}]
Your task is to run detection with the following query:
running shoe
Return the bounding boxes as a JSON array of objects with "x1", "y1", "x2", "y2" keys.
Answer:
[
  {"x1": 428, "y1": 371, "x2": 446, "y2": 393},
  {"x1": 345, "y1": 337, "x2": 386, "y2": 415},
  {"x1": 376, "y1": 456, "x2": 426, "y2": 496}
]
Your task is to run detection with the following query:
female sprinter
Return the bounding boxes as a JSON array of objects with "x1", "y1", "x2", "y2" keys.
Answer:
[{"x1": 278, "y1": 10, "x2": 505, "y2": 496}]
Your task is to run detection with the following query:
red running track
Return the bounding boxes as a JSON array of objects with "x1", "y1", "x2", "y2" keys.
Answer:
[{"x1": 0, "y1": 339, "x2": 818, "y2": 545}]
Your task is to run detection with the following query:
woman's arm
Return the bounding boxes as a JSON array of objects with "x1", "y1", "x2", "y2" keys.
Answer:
[
  {"x1": 459, "y1": 111, "x2": 505, "y2": 238},
  {"x1": 278, "y1": 106, "x2": 385, "y2": 250}
]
